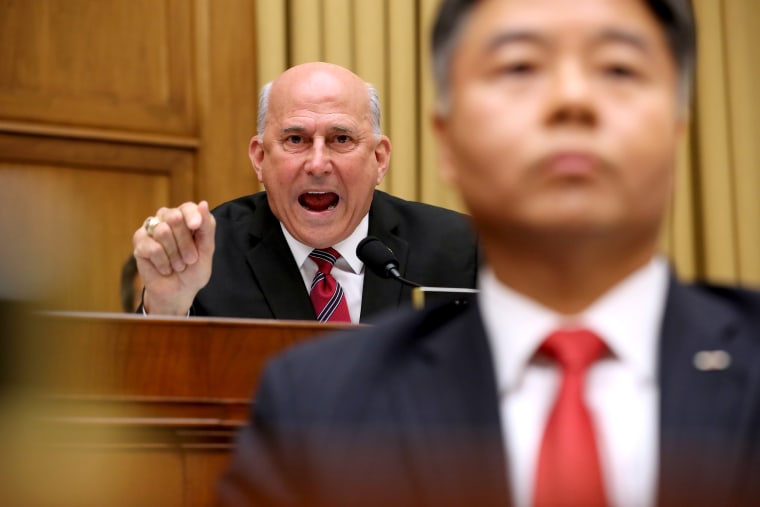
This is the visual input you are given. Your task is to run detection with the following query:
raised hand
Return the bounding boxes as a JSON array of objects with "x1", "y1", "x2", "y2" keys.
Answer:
[{"x1": 132, "y1": 201, "x2": 216, "y2": 315}]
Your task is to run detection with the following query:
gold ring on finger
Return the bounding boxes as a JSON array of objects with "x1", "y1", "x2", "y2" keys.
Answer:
[{"x1": 144, "y1": 216, "x2": 161, "y2": 237}]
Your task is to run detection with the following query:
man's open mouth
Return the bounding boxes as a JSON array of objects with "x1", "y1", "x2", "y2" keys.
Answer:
[{"x1": 298, "y1": 192, "x2": 339, "y2": 212}]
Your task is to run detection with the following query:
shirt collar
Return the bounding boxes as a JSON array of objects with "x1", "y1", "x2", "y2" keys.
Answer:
[
  {"x1": 481, "y1": 256, "x2": 668, "y2": 394},
  {"x1": 584, "y1": 256, "x2": 668, "y2": 386},
  {"x1": 280, "y1": 214, "x2": 369, "y2": 275}
]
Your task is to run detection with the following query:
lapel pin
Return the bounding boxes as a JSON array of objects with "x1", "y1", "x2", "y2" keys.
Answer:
[{"x1": 693, "y1": 350, "x2": 731, "y2": 371}]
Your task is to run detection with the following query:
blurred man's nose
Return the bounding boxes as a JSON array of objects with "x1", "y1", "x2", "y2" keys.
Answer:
[{"x1": 545, "y1": 60, "x2": 597, "y2": 127}]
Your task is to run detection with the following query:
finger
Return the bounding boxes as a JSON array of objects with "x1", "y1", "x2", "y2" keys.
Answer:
[
  {"x1": 153, "y1": 208, "x2": 190, "y2": 273},
  {"x1": 194, "y1": 200, "x2": 217, "y2": 259},
  {"x1": 179, "y1": 201, "x2": 204, "y2": 232},
  {"x1": 133, "y1": 227, "x2": 174, "y2": 277},
  {"x1": 175, "y1": 202, "x2": 204, "y2": 265}
]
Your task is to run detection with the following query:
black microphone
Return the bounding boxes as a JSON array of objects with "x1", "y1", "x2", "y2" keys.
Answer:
[{"x1": 357, "y1": 236, "x2": 421, "y2": 288}]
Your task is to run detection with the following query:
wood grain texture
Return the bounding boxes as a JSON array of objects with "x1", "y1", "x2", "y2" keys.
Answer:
[
  {"x1": 0, "y1": 0, "x2": 195, "y2": 135},
  {"x1": 0, "y1": 0, "x2": 260, "y2": 312},
  {"x1": 2, "y1": 311, "x2": 351, "y2": 507},
  {"x1": 0, "y1": 133, "x2": 193, "y2": 311}
]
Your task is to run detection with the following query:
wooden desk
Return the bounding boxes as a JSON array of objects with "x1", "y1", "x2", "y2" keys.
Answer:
[{"x1": 2, "y1": 311, "x2": 352, "y2": 507}]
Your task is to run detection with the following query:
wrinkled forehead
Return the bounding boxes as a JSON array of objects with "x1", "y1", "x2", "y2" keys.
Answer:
[{"x1": 268, "y1": 70, "x2": 371, "y2": 127}]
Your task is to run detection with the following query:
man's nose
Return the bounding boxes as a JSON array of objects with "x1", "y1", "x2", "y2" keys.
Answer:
[
  {"x1": 545, "y1": 61, "x2": 597, "y2": 126},
  {"x1": 305, "y1": 138, "x2": 331, "y2": 175}
]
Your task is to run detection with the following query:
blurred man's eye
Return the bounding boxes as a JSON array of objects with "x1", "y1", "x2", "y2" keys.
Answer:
[
  {"x1": 604, "y1": 63, "x2": 638, "y2": 79},
  {"x1": 502, "y1": 61, "x2": 537, "y2": 76}
]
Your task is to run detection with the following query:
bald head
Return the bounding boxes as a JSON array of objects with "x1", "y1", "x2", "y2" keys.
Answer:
[{"x1": 257, "y1": 62, "x2": 381, "y2": 138}]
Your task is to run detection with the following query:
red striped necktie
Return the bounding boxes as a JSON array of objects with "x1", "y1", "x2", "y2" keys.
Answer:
[
  {"x1": 309, "y1": 248, "x2": 351, "y2": 323},
  {"x1": 533, "y1": 328, "x2": 608, "y2": 507}
]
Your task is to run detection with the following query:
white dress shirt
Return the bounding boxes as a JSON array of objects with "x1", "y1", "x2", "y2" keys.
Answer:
[
  {"x1": 281, "y1": 215, "x2": 368, "y2": 324},
  {"x1": 480, "y1": 257, "x2": 669, "y2": 507}
]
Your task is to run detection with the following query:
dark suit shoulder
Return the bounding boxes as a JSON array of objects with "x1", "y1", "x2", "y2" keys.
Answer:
[
  {"x1": 687, "y1": 281, "x2": 760, "y2": 328},
  {"x1": 364, "y1": 191, "x2": 479, "y2": 300},
  {"x1": 370, "y1": 190, "x2": 473, "y2": 233},
  {"x1": 210, "y1": 191, "x2": 269, "y2": 222},
  {"x1": 261, "y1": 300, "x2": 474, "y2": 413},
  {"x1": 658, "y1": 280, "x2": 760, "y2": 506},
  {"x1": 207, "y1": 191, "x2": 280, "y2": 251}
]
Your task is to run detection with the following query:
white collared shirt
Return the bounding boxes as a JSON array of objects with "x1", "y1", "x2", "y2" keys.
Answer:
[
  {"x1": 281, "y1": 215, "x2": 368, "y2": 324},
  {"x1": 480, "y1": 257, "x2": 669, "y2": 507}
]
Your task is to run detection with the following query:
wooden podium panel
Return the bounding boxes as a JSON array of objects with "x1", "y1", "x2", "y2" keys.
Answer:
[{"x1": 2, "y1": 311, "x2": 353, "y2": 507}]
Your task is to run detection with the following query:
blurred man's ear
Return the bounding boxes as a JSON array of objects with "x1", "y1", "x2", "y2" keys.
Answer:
[{"x1": 432, "y1": 112, "x2": 458, "y2": 186}]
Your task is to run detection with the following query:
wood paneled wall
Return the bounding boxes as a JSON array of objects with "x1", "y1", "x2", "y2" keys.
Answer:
[{"x1": 0, "y1": 0, "x2": 260, "y2": 312}]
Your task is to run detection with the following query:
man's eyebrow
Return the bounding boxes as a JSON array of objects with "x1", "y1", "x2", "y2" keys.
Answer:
[
  {"x1": 280, "y1": 126, "x2": 356, "y2": 135},
  {"x1": 593, "y1": 29, "x2": 651, "y2": 54},
  {"x1": 483, "y1": 28, "x2": 652, "y2": 55},
  {"x1": 329, "y1": 126, "x2": 355, "y2": 134},
  {"x1": 484, "y1": 30, "x2": 546, "y2": 54}
]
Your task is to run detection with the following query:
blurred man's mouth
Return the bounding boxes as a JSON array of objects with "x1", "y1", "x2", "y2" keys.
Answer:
[{"x1": 298, "y1": 192, "x2": 339, "y2": 212}]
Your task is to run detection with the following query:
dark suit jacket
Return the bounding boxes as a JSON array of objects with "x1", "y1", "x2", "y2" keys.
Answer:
[
  {"x1": 217, "y1": 276, "x2": 760, "y2": 507},
  {"x1": 192, "y1": 190, "x2": 479, "y2": 323}
]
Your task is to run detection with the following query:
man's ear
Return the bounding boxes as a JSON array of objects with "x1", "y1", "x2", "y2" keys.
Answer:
[
  {"x1": 373, "y1": 135, "x2": 392, "y2": 185},
  {"x1": 433, "y1": 112, "x2": 458, "y2": 186},
  {"x1": 249, "y1": 135, "x2": 265, "y2": 181}
]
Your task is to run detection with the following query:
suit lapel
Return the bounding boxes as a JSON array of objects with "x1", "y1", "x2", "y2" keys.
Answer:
[
  {"x1": 389, "y1": 302, "x2": 512, "y2": 506},
  {"x1": 244, "y1": 201, "x2": 316, "y2": 320},
  {"x1": 657, "y1": 278, "x2": 758, "y2": 505},
  {"x1": 361, "y1": 192, "x2": 410, "y2": 321}
]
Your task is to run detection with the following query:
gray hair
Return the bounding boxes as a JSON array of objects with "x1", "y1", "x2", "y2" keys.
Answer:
[
  {"x1": 257, "y1": 80, "x2": 382, "y2": 137},
  {"x1": 431, "y1": 0, "x2": 696, "y2": 115}
]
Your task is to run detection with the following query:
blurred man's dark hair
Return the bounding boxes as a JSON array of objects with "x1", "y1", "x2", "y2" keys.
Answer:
[{"x1": 431, "y1": 0, "x2": 696, "y2": 113}]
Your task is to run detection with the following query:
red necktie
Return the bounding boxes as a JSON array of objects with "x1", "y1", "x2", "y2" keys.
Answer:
[
  {"x1": 309, "y1": 248, "x2": 351, "y2": 323},
  {"x1": 533, "y1": 329, "x2": 608, "y2": 507}
]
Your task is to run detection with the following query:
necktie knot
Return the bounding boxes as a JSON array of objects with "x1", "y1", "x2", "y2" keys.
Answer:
[
  {"x1": 308, "y1": 247, "x2": 350, "y2": 323},
  {"x1": 539, "y1": 328, "x2": 607, "y2": 373},
  {"x1": 309, "y1": 248, "x2": 340, "y2": 275}
]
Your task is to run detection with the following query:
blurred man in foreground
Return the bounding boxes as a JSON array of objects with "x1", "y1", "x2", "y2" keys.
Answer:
[{"x1": 218, "y1": 1, "x2": 760, "y2": 506}]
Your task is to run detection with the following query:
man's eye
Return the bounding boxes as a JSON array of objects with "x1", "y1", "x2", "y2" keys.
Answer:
[
  {"x1": 501, "y1": 62, "x2": 536, "y2": 75},
  {"x1": 604, "y1": 64, "x2": 638, "y2": 79},
  {"x1": 286, "y1": 135, "x2": 303, "y2": 144},
  {"x1": 335, "y1": 135, "x2": 351, "y2": 144}
]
